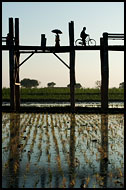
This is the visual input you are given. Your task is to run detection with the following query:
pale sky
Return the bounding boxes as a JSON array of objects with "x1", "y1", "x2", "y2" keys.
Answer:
[{"x1": 2, "y1": 2, "x2": 124, "y2": 88}]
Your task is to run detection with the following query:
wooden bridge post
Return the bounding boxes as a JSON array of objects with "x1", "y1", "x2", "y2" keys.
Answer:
[
  {"x1": 41, "y1": 34, "x2": 46, "y2": 47},
  {"x1": 9, "y1": 18, "x2": 15, "y2": 111},
  {"x1": 15, "y1": 18, "x2": 20, "y2": 112},
  {"x1": 69, "y1": 21, "x2": 75, "y2": 113},
  {"x1": 100, "y1": 33, "x2": 109, "y2": 112}
]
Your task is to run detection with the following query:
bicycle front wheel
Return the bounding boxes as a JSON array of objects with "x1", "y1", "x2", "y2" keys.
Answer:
[
  {"x1": 75, "y1": 39, "x2": 83, "y2": 46},
  {"x1": 88, "y1": 39, "x2": 96, "y2": 46}
]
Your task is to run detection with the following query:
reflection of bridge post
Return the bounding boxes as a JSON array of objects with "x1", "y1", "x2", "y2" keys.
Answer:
[
  {"x1": 69, "y1": 114, "x2": 76, "y2": 188},
  {"x1": 100, "y1": 114, "x2": 108, "y2": 188},
  {"x1": 41, "y1": 167, "x2": 46, "y2": 188},
  {"x1": 8, "y1": 113, "x2": 20, "y2": 188}
]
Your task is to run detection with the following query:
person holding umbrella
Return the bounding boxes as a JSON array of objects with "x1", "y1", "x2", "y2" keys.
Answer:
[
  {"x1": 55, "y1": 33, "x2": 60, "y2": 47},
  {"x1": 52, "y1": 29, "x2": 62, "y2": 47}
]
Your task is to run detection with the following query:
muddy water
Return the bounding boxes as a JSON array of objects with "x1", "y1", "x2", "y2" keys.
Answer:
[{"x1": 2, "y1": 113, "x2": 124, "y2": 188}]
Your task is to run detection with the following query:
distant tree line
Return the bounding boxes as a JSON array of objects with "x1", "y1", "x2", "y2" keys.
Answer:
[
  {"x1": 67, "y1": 83, "x2": 82, "y2": 88},
  {"x1": 21, "y1": 78, "x2": 40, "y2": 88},
  {"x1": 47, "y1": 82, "x2": 56, "y2": 87},
  {"x1": 119, "y1": 82, "x2": 124, "y2": 89},
  {"x1": 20, "y1": 78, "x2": 124, "y2": 89}
]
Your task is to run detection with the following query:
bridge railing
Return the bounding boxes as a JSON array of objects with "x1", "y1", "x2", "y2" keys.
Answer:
[{"x1": 107, "y1": 33, "x2": 124, "y2": 40}]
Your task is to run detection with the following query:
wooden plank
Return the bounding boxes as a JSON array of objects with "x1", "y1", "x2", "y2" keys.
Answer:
[
  {"x1": 2, "y1": 45, "x2": 100, "y2": 51},
  {"x1": 18, "y1": 52, "x2": 34, "y2": 68},
  {"x1": 53, "y1": 52, "x2": 70, "y2": 69},
  {"x1": 9, "y1": 17, "x2": 15, "y2": 111},
  {"x1": 100, "y1": 33, "x2": 109, "y2": 112},
  {"x1": 108, "y1": 46, "x2": 124, "y2": 51},
  {"x1": 2, "y1": 45, "x2": 124, "y2": 52},
  {"x1": 15, "y1": 18, "x2": 20, "y2": 111},
  {"x1": 69, "y1": 21, "x2": 75, "y2": 113}
]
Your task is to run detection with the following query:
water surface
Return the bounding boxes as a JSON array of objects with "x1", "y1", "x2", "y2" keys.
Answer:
[{"x1": 2, "y1": 113, "x2": 124, "y2": 188}]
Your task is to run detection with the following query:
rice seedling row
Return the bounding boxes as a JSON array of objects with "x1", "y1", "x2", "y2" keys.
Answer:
[{"x1": 2, "y1": 113, "x2": 124, "y2": 188}]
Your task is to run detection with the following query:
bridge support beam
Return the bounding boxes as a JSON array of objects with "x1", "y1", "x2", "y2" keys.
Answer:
[
  {"x1": 15, "y1": 18, "x2": 20, "y2": 112},
  {"x1": 9, "y1": 17, "x2": 20, "y2": 112},
  {"x1": 100, "y1": 33, "x2": 109, "y2": 112},
  {"x1": 9, "y1": 18, "x2": 15, "y2": 111},
  {"x1": 69, "y1": 21, "x2": 75, "y2": 113}
]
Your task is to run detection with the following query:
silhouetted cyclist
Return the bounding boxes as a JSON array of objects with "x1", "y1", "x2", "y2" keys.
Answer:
[{"x1": 80, "y1": 27, "x2": 89, "y2": 46}]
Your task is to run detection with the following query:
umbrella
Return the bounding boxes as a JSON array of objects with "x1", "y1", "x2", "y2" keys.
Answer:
[{"x1": 51, "y1": 29, "x2": 62, "y2": 34}]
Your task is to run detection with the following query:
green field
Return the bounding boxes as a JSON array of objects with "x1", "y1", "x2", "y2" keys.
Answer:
[{"x1": 2, "y1": 87, "x2": 124, "y2": 102}]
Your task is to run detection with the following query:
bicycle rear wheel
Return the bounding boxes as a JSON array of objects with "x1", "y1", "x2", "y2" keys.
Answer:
[
  {"x1": 88, "y1": 39, "x2": 96, "y2": 46},
  {"x1": 75, "y1": 39, "x2": 83, "y2": 46}
]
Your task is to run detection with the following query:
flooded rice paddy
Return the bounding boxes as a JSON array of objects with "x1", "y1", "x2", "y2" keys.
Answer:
[
  {"x1": 2, "y1": 101, "x2": 124, "y2": 108},
  {"x1": 2, "y1": 113, "x2": 124, "y2": 188}
]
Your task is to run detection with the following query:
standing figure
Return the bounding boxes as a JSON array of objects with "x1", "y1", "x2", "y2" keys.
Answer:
[
  {"x1": 55, "y1": 33, "x2": 60, "y2": 47},
  {"x1": 52, "y1": 29, "x2": 62, "y2": 47},
  {"x1": 80, "y1": 27, "x2": 89, "y2": 46}
]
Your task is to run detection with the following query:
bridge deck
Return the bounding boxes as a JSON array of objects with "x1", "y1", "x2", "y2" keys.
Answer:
[{"x1": 2, "y1": 45, "x2": 124, "y2": 53}]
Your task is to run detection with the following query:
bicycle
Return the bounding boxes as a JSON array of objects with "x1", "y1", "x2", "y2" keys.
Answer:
[{"x1": 75, "y1": 35, "x2": 96, "y2": 46}]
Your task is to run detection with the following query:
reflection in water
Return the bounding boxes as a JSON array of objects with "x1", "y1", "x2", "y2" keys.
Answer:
[
  {"x1": 2, "y1": 113, "x2": 123, "y2": 188},
  {"x1": 69, "y1": 114, "x2": 109, "y2": 188},
  {"x1": 54, "y1": 171, "x2": 60, "y2": 188},
  {"x1": 8, "y1": 113, "x2": 20, "y2": 188},
  {"x1": 69, "y1": 114, "x2": 76, "y2": 188},
  {"x1": 100, "y1": 114, "x2": 108, "y2": 188},
  {"x1": 41, "y1": 167, "x2": 46, "y2": 188}
]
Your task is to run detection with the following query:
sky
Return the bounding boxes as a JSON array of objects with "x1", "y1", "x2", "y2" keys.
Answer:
[{"x1": 2, "y1": 2, "x2": 124, "y2": 88}]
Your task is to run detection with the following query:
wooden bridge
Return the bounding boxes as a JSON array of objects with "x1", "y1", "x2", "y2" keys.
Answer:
[
  {"x1": 2, "y1": 45, "x2": 124, "y2": 51},
  {"x1": 2, "y1": 18, "x2": 124, "y2": 113}
]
